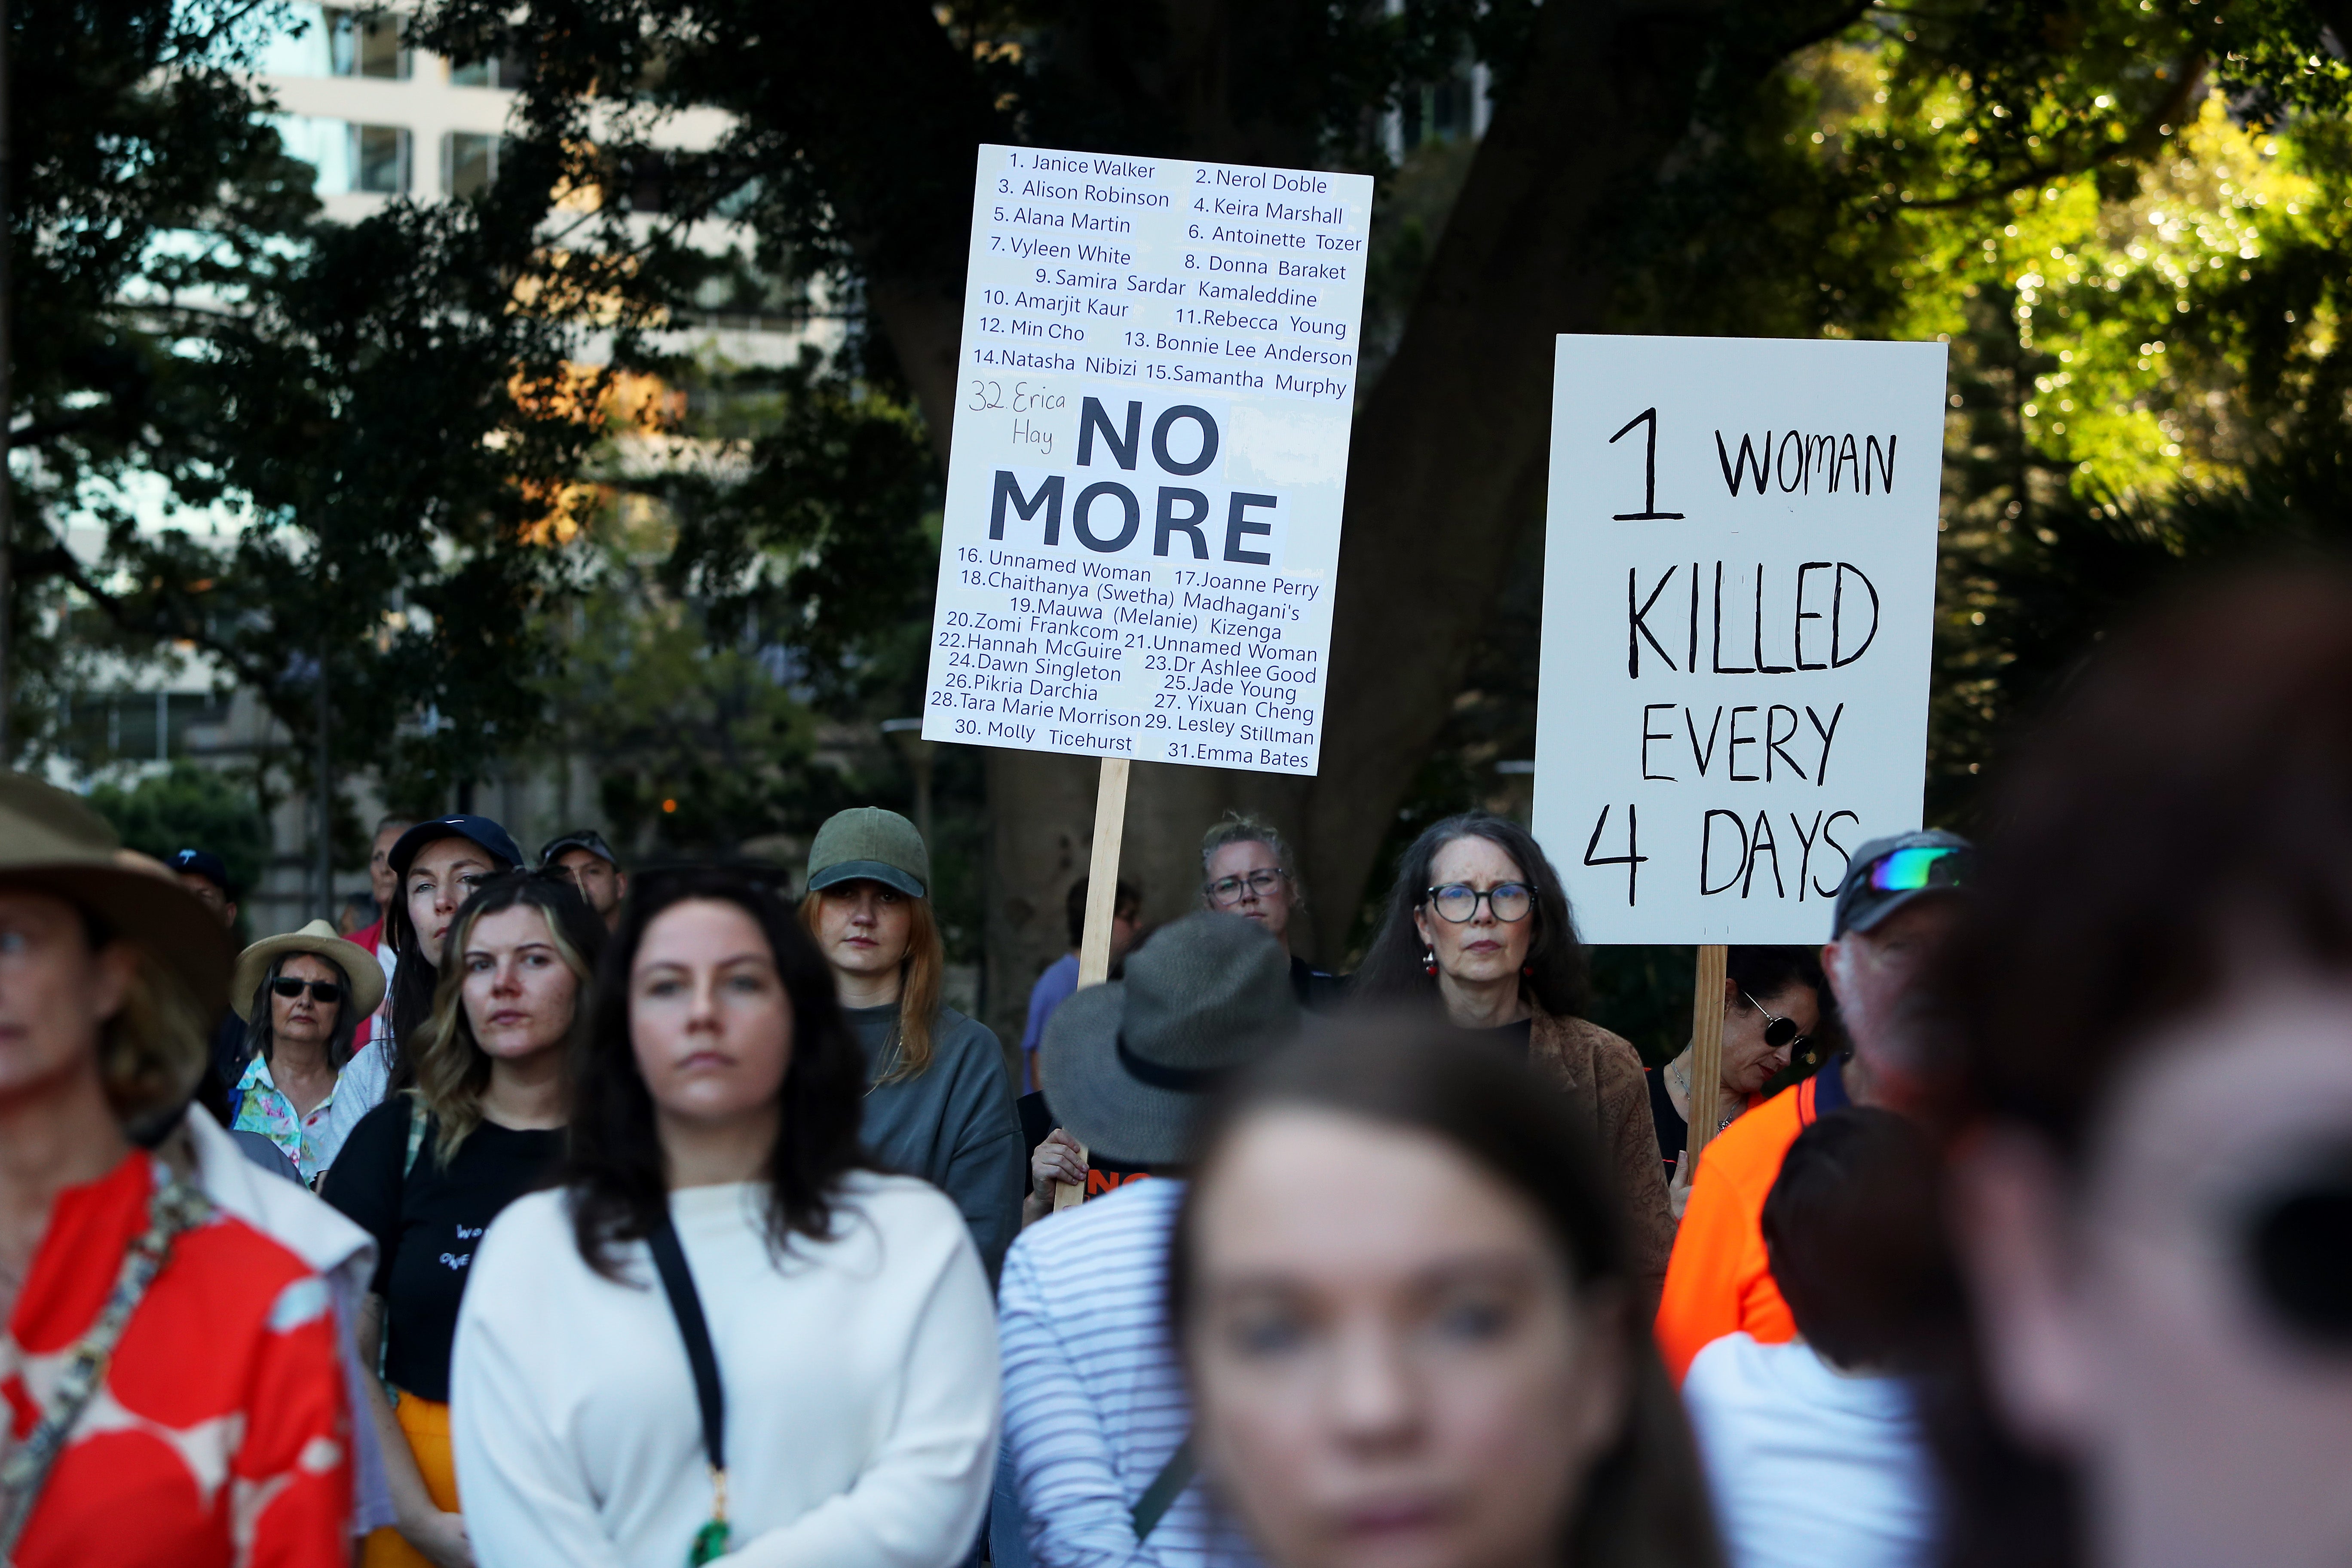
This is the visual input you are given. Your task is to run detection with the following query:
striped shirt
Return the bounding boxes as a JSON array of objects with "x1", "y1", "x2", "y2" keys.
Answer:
[{"x1": 998, "y1": 1177, "x2": 1259, "y2": 1568}]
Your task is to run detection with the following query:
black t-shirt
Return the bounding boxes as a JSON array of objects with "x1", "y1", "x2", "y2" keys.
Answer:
[
  {"x1": 1017, "y1": 1090, "x2": 1158, "y2": 1199},
  {"x1": 324, "y1": 1099, "x2": 562, "y2": 1403},
  {"x1": 1469, "y1": 1017, "x2": 1534, "y2": 1057},
  {"x1": 1647, "y1": 1066, "x2": 1687, "y2": 1178},
  {"x1": 1289, "y1": 955, "x2": 1348, "y2": 1014}
]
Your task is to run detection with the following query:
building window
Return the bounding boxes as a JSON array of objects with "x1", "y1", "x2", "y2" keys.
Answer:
[
  {"x1": 620, "y1": 151, "x2": 669, "y2": 214},
  {"x1": 326, "y1": 6, "x2": 409, "y2": 79},
  {"x1": 449, "y1": 46, "x2": 530, "y2": 89},
  {"x1": 445, "y1": 132, "x2": 501, "y2": 198},
  {"x1": 352, "y1": 125, "x2": 410, "y2": 194}
]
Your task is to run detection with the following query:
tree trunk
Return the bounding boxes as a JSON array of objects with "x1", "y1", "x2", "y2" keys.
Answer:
[{"x1": 855, "y1": 0, "x2": 1864, "y2": 1013}]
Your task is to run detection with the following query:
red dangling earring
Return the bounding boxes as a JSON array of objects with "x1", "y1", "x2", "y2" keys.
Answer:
[
  {"x1": 1423, "y1": 948, "x2": 1438, "y2": 976},
  {"x1": 1522, "y1": 963, "x2": 1534, "y2": 977}
]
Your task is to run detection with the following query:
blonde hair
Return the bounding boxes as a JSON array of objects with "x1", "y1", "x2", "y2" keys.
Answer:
[
  {"x1": 800, "y1": 886, "x2": 944, "y2": 1084},
  {"x1": 104, "y1": 949, "x2": 211, "y2": 1138},
  {"x1": 409, "y1": 890, "x2": 597, "y2": 1167}
]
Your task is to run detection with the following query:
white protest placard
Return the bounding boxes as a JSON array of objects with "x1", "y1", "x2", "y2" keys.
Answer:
[
  {"x1": 919, "y1": 145, "x2": 1374, "y2": 775},
  {"x1": 1532, "y1": 335, "x2": 1948, "y2": 944}
]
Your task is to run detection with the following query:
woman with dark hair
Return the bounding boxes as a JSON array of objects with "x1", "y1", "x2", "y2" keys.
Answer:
[
  {"x1": 226, "y1": 918, "x2": 388, "y2": 1184},
  {"x1": 375, "y1": 815, "x2": 524, "y2": 1096},
  {"x1": 1684, "y1": 1109, "x2": 1952, "y2": 1568},
  {"x1": 1648, "y1": 946, "x2": 1825, "y2": 1210},
  {"x1": 1356, "y1": 812, "x2": 1675, "y2": 1302},
  {"x1": 326, "y1": 870, "x2": 605, "y2": 1568},
  {"x1": 1171, "y1": 1023, "x2": 1722, "y2": 1568},
  {"x1": 1931, "y1": 569, "x2": 2352, "y2": 1568},
  {"x1": 450, "y1": 865, "x2": 998, "y2": 1568}
]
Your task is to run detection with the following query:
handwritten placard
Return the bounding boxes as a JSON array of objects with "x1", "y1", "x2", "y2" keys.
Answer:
[
  {"x1": 919, "y1": 145, "x2": 1374, "y2": 775},
  {"x1": 1533, "y1": 334, "x2": 1948, "y2": 943}
]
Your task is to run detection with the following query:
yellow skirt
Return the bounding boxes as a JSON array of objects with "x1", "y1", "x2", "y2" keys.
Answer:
[{"x1": 361, "y1": 1394, "x2": 459, "y2": 1568}]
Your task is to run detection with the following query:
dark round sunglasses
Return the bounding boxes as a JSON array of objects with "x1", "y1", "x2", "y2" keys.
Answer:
[
  {"x1": 1743, "y1": 990, "x2": 1810, "y2": 1053},
  {"x1": 271, "y1": 977, "x2": 343, "y2": 1005}
]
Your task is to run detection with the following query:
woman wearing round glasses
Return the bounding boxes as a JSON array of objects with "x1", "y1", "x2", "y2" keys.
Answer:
[
  {"x1": 1648, "y1": 946, "x2": 1824, "y2": 1213},
  {"x1": 1355, "y1": 812, "x2": 1676, "y2": 1305},
  {"x1": 227, "y1": 919, "x2": 388, "y2": 1184}
]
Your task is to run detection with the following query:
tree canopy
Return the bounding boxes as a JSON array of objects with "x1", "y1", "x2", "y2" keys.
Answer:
[{"x1": 24, "y1": 0, "x2": 2352, "y2": 1043}]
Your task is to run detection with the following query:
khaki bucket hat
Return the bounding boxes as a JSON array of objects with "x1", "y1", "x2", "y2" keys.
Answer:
[
  {"x1": 0, "y1": 772, "x2": 235, "y2": 1012},
  {"x1": 230, "y1": 919, "x2": 389, "y2": 1023}
]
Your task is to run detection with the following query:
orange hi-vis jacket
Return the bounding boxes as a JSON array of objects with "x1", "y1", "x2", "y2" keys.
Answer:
[{"x1": 1654, "y1": 1061, "x2": 1849, "y2": 1385}]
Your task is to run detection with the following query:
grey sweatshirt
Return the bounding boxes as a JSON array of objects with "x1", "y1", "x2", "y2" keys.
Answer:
[{"x1": 845, "y1": 1001, "x2": 1026, "y2": 1287}]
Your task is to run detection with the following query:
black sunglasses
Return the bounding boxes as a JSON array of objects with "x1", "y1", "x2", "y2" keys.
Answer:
[
  {"x1": 1743, "y1": 991, "x2": 1810, "y2": 1054},
  {"x1": 271, "y1": 977, "x2": 343, "y2": 1004},
  {"x1": 2247, "y1": 1169, "x2": 2352, "y2": 1344}
]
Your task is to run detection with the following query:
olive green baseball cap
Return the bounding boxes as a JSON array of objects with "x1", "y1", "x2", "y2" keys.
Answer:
[{"x1": 806, "y1": 807, "x2": 930, "y2": 899}]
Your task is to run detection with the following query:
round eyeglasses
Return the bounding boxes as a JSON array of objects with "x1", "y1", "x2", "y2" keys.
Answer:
[
  {"x1": 1423, "y1": 882, "x2": 1534, "y2": 923},
  {"x1": 1207, "y1": 869, "x2": 1287, "y2": 906}
]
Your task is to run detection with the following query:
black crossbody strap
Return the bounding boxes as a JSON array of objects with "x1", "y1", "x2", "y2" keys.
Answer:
[
  {"x1": 646, "y1": 1215, "x2": 727, "y2": 1476},
  {"x1": 1131, "y1": 1433, "x2": 1196, "y2": 1540}
]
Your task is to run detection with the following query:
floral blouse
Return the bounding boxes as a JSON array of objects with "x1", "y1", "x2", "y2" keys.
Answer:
[{"x1": 230, "y1": 1055, "x2": 341, "y2": 1184}]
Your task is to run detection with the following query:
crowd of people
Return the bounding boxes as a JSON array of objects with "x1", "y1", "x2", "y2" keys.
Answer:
[{"x1": 5, "y1": 567, "x2": 2352, "y2": 1568}]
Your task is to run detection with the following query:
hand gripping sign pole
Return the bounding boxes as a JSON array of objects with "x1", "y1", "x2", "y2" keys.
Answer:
[
  {"x1": 1051, "y1": 756, "x2": 1130, "y2": 1212},
  {"x1": 924, "y1": 144, "x2": 1373, "y2": 1211}
]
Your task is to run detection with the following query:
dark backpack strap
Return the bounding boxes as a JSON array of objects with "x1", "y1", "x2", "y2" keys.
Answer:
[
  {"x1": 646, "y1": 1214, "x2": 727, "y2": 1477},
  {"x1": 1130, "y1": 1433, "x2": 1195, "y2": 1540}
]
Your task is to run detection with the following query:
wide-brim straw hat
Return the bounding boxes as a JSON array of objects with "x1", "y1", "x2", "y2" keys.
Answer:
[
  {"x1": 230, "y1": 919, "x2": 389, "y2": 1022},
  {"x1": 0, "y1": 772, "x2": 234, "y2": 1012},
  {"x1": 1039, "y1": 910, "x2": 1301, "y2": 1167}
]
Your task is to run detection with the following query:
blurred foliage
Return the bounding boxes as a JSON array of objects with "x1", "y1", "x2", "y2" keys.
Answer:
[
  {"x1": 16, "y1": 0, "x2": 616, "y2": 833},
  {"x1": 89, "y1": 760, "x2": 270, "y2": 911},
  {"x1": 32, "y1": 0, "x2": 2352, "y2": 996},
  {"x1": 1341, "y1": 0, "x2": 2352, "y2": 1046}
]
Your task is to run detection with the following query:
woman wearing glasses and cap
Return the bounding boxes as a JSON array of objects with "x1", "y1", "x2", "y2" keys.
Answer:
[
  {"x1": 1354, "y1": 811, "x2": 1677, "y2": 1308},
  {"x1": 1648, "y1": 946, "x2": 1825, "y2": 1212},
  {"x1": 0, "y1": 773, "x2": 352, "y2": 1565},
  {"x1": 1932, "y1": 572, "x2": 2352, "y2": 1568},
  {"x1": 226, "y1": 919, "x2": 388, "y2": 1185}
]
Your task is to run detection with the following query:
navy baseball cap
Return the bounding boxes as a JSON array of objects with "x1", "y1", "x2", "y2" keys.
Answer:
[
  {"x1": 169, "y1": 847, "x2": 231, "y2": 893},
  {"x1": 539, "y1": 828, "x2": 619, "y2": 870},
  {"x1": 1831, "y1": 829, "x2": 1974, "y2": 939},
  {"x1": 387, "y1": 815, "x2": 523, "y2": 879}
]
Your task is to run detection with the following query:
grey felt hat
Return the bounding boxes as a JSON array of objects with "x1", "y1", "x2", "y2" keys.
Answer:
[
  {"x1": 1039, "y1": 910, "x2": 1300, "y2": 1166},
  {"x1": 806, "y1": 807, "x2": 929, "y2": 900}
]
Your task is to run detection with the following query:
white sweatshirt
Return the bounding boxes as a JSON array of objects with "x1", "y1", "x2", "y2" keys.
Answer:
[{"x1": 450, "y1": 1171, "x2": 999, "y2": 1568}]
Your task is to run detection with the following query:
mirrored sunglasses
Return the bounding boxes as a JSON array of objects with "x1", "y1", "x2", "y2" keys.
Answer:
[{"x1": 1868, "y1": 844, "x2": 1970, "y2": 893}]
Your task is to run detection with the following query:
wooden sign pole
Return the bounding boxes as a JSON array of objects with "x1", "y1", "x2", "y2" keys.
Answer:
[
  {"x1": 1053, "y1": 756, "x2": 1131, "y2": 1211},
  {"x1": 1684, "y1": 944, "x2": 1729, "y2": 1166}
]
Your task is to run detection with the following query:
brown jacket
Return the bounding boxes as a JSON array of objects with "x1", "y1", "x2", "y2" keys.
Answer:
[{"x1": 1527, "y1": 1009, "x2": 1676, "y2": 1310}]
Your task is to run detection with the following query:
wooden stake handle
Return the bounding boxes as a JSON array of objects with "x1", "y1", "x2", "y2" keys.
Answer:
[
  {"x1": 1055, "y1": 757, "x2": 1130, "y2": 1212},
  {"x1": 1076, "y1": 756, "x2": 1130, "y2": 986},
  {"x1": 1686, "y1": 944, "x2": 1729, "y2": 1165}
]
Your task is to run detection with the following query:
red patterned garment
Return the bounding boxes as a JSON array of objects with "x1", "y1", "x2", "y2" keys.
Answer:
[{"x1": 1, "y1": 1153, "x2": 352, "y2": 1567}]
